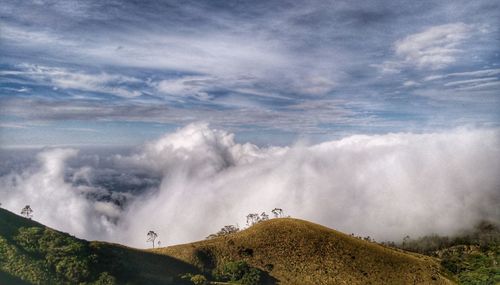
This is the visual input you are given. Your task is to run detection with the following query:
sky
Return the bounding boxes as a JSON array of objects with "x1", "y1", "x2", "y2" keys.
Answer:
[
  {"x1": 0, "y1": 1, "x2": 499, "y2": 246},
  {"x1": 1, "y1": 0, "x2": 499, "y2": 147}
]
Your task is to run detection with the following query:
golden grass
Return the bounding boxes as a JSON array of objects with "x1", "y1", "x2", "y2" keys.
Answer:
[{"x1": 155, "y1": 218, "x2": 456, "y2": 285}]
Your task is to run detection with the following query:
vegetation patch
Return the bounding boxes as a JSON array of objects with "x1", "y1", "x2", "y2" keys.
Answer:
[
  {"x1": 388, "y1": 221, "x2": 500, "y2": 285},
  {"x1": 0, "y1": 207, "x2": 198, "y2": 285}
]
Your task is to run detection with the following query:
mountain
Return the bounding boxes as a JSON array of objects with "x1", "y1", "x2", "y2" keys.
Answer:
[
  {"x1": 0, "y1": 207, "x2": 455, "y2": 284},
  {"x1": 156, "y1": 218, "x2": 454, "y2": 284}
]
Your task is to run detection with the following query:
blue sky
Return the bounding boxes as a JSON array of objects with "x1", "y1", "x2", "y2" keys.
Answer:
[{"x1": 0, "y1": 0, "x2": 499, "y2": 146}]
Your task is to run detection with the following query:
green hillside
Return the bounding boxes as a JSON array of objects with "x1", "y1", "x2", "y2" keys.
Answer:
[
  {"x1": 391, "y1": 222, "x2": 500, "y2": 285},
  {"x1": 0, "y1": 207, "x2": 198, "y2": 285},
  {"x1": 156, "y1": 218, "x2": 455, "y2": 285}
]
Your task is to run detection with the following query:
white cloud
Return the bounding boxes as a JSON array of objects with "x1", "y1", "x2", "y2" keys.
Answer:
[
  {"x1": 0, "y1": 23, "x2": 62, "y2": 45},
  {"x1": 0, "y1": 148, "x2": 120, "y2": 239},
  {"x1": 293, "y1": 75, "x2": 336, "y2": 95},
  {"x1": 154, "y1": 76, "x2": 215, "y2": 100},
  {"x1": 15, "y1": 64, "x2": 143, "y2": 98},
  {"x1": 121, "y1": 125, "x2": 500, "y2": 246},
  {"x1": 453, "y1": 80, "x2": 500, "y2": 91},
  {"x1": 416, "y1": 68, "x2": 500, "y2": 96},
  {"x1": 1, "y1": 20, "x2": 339, "y2": 97},
  {"x1": 1, "y1": 124, "x2": 498, "y2": 247},
  {"x1": 403, "y1": 80, "x2": 419, "y2": 87},
  {"x1": 424, "y1": 68, "x2": 500, "y2": 81},
  {"x1": 0, "y1": 123, "x2": 29, "y2": 129},
  {"x1": 394, "y1": 23, "x2": 472, "y2": 70},
  {"x1": 444, "y1": 77, "x2": 498, "y2": 87}
]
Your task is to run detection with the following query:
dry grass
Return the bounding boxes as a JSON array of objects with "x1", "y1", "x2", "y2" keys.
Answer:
[{"x1": 155, "y1": 218, "x2": 456, "y2": 285}]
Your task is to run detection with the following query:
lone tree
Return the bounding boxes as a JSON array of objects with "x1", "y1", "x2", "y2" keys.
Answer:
[
  {"x1": 147, "y1": 231, "x2": 158, "y2": 248},
  {"x1": 21, "y1": 205, "x2": 33, "y2": 219},
  {"x1": 271, "y1": 208, "x2": 283, "y2": 218}
]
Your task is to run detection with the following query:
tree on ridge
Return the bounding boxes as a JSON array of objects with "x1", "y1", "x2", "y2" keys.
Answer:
[{"x1": 147, "y1": 230, "x2": 158, "y2": 248}]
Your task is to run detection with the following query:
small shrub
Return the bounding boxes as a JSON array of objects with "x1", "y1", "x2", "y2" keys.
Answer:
[
  {"x1": 190, "y1": 274, "x2": 207, "y2": 285},
  {"x1": 241, "y1": 268, "x2": 261, "y2": 285},
  {"x1": 93, "y1": 272, "x2": 116, "y2": 285},
  {"x1": 214, "y1": 260, "x2": 263, "y2": 284},
  {"x1": 223, "y1": 260, "x2": 250, "y2": 281}
]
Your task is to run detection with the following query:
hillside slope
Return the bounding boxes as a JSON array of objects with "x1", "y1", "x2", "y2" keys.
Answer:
[
  {"x1": 0, "y1": 207, "x2": 197, "y2": 285},
  {"x1": 0, "y1": 207, "x2": 456, "y2": 285},
  {"x1": 156, "y1": 218, "x2": 455, "y2": 285}
]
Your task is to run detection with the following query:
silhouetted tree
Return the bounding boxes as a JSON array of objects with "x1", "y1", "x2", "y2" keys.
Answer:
[
  {"x1": 260, "y1": 212, "x2": 269, "y2": 221},
  {"x1": 147, "y1": 231, "x2": 158, "y2": 248},
  {"x1": 220, "y1": 225, "x2": 239, "y2": 235},
  {"x1": 246, "y1": 213, "x2": 260, "y2": 227},
  {"x1": 21, "y1": 205, "x2": 33, "y2": 219},
  {"x1": 402, "y1": 235, "x2": 410, "y2": 248},
  {"x1": 206, "y1": 225, "x2": 240, "y2": 239},
  {"x1": 271, "y1": 208, "x2": 283, "y2": 218}
]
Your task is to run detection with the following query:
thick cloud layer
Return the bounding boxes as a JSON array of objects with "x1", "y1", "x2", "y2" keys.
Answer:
[{"x1": 1, "y1": 124, "x2": 499, "y2": 247}]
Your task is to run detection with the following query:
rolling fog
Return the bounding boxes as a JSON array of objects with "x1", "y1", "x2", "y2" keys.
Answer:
[{"x1": 0, "y1": 124, "x2": 499, "y2": 247}]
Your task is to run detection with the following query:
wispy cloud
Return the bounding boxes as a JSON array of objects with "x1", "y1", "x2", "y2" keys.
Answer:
[
  {"x1": 444, "y1": 77, "x2": 498, "y2": 87},
  {"x1": 424, "y1": 68, "x2": 500, "y2": 81},
  {"x1": 0, "y1": 0, "x2": 499, "y2": 145},
  {"x1": 395, "y1": 23, "x2": 472, "y2": 70},
  {"x1": 375, "y1": 23, "x2": 479, "y2": 74},
  {"x1": 6, "y1": 64, "x2": 143, "y2": 98},
  {"x1": 58, "y1": 127, "x2": 100, "y2": 133},
  {"x1": 413, "y1": 68, "x2": 500, "y2": 100},
  {"x1": 0, "y1": 122, "x2": 29, "y2": 129}
]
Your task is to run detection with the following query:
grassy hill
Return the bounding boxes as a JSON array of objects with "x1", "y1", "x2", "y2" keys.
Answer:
[
  {"x1": 0, "y1": 207, "x2": 459, "y2": 284},
  {"x1": 155, "y1": 218, "x2": 455, "y2": 284},
  {"x1": 0, "y1": 207, "x2": 198, "y2": 285}
]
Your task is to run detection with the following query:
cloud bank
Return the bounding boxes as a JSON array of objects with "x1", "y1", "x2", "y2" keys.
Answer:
[{"x1": 1, "y1": 124, "x2": 499, "y2": 247}]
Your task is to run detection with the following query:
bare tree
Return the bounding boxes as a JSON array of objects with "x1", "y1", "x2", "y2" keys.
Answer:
[
  {"x1": 271, "y1": 208, "x2": 283, "y2": 218},
  {"x1": 402, "y1": 235, "x2": 411, "y2": 248},
  {"x1": 21, "y1": 205, "x2": 33, "y2": 219},
  {"x1": 147, "y1": 231, "x2": 158, "y2": 248},
  {"x1": 206, "y1": 225, "x2": 240, "y2": 239},
  {"x1": 246, "y1": 213, "x2": 260, "y2": 227},
  {"x1": 260, "y1": 212, "x2": 269, "y2": 221},
  {"x1": 220, "y1": 225, "x2": 239, "y2": 235}
]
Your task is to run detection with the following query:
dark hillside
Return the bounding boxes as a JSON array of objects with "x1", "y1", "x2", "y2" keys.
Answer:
[{"x1": 0, "y1": 207, "x2": 197, "y2": 285}]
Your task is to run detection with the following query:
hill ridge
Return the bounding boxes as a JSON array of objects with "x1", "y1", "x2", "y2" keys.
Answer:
[
  {"x1": 156, "y1": 217, "x2": 455, "y2": 284},
  {"x1": 0, "y1": 208, "x2": 455, "y2": 284}
]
